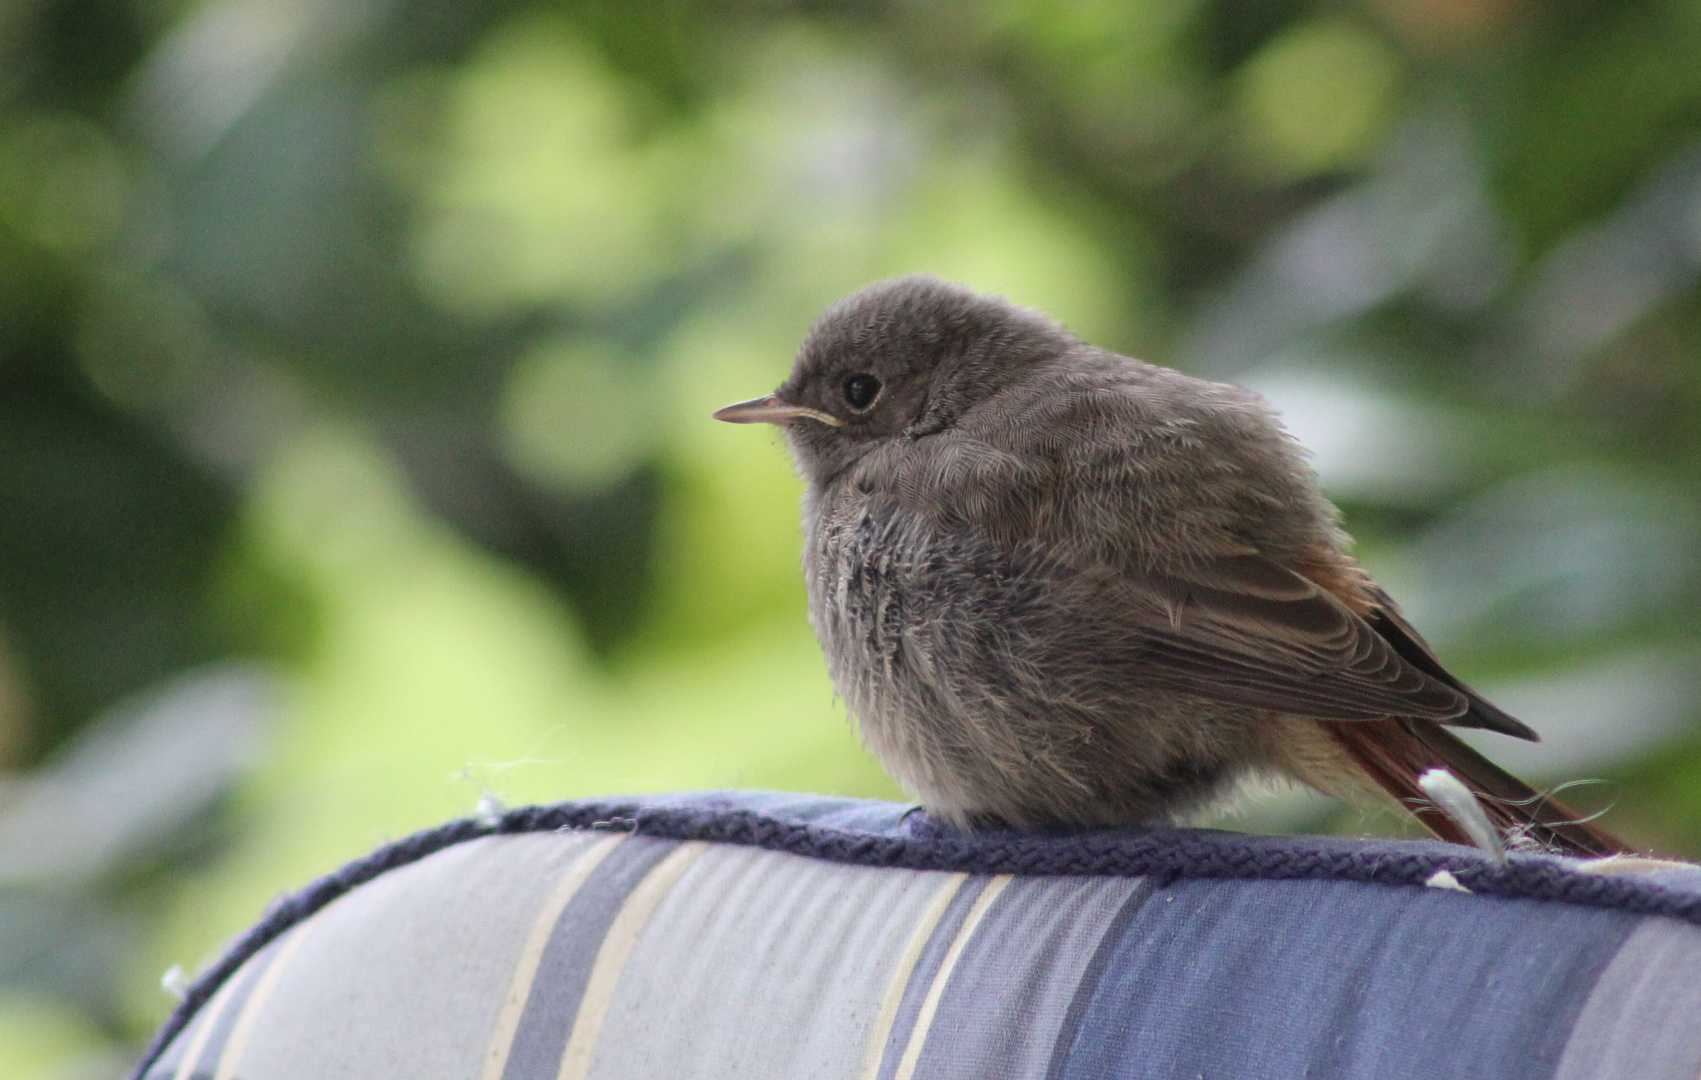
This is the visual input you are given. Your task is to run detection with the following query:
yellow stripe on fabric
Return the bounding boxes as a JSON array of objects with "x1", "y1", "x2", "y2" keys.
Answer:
[
  {"x1": 858, "y1": 872, "x2": 970, "y2": 1080},
  {"x1": 481, "y1": 833, "x2": 627, "y2": 1080},
  {"x1": 556, "y1": 841, "x2": 709, "y2": 1080},
  {"x1": 892, "y1": 875, "x2": 1013, "y2": 1080},
  {"x1": 167, "y1": 959, "x2": 247, "y2": 1080},
  {"x1": 210, "y1": 917, "x2": 321, "y2": 1080}
]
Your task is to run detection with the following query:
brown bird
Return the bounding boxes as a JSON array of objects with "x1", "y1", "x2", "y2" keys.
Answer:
[{"x1": 715, "y1": 275, "x2": 1630, "y2": 858}]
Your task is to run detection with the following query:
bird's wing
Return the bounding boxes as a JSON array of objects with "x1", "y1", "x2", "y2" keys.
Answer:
[
  {"x1": 1358, "y1": 583, "x2": 1538, "y2": 739},
  {"x1": 1110, "y1": 553, "x2": 1472, "y2": 723}
]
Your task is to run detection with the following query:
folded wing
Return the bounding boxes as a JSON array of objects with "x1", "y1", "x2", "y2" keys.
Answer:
[{"x1": 1111, "y1": 553, "x2": 1525, "y2": 735}]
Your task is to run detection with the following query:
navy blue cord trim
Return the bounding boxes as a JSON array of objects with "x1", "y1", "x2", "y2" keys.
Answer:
[{"x1": 132, "y1": 797, "x2": 1701, "y2": 1078}]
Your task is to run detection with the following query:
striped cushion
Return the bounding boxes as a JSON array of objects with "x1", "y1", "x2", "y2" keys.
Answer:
[{"x1": 135, "y1": 792, "x2": 1701, "y2": 1080}]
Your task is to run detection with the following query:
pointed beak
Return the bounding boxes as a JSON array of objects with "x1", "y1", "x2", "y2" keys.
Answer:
[{"x1": 712, "y1": 395, "x2": 842, "y2": 427}]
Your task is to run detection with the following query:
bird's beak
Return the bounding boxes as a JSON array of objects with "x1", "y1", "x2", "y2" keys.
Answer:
[{"x1": 713, "y1": 395, "x2": 842, "y2": 427}]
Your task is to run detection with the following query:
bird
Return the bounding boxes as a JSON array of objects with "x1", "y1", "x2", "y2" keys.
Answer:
[{"x1": 713, "y1": 275, "x2": 1630, "y2": 858}]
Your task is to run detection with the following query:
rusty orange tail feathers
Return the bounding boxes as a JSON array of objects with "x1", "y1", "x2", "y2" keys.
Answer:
[{"x1": 1322, "y1": 718, "x2": 1632, "y2": 858}]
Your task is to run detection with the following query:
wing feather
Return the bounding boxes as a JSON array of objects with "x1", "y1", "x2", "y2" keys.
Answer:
[{"x1": 1095, "y1": 554, "x2": 1471, "y2": 723}]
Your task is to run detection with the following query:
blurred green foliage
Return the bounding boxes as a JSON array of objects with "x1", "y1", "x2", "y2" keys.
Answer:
[{"x1": 5, "y1": 0, "x2": 1701, "y2": 1072}]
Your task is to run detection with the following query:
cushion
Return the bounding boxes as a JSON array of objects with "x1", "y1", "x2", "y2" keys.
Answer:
[{"x1": 133, "y1": 791, "x2": 1701, "y2": 1080}]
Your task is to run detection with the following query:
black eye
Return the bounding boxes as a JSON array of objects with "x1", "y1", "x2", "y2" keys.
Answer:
[{"x1": 843, "y1": 374, "x2": 882, "y2": 411}]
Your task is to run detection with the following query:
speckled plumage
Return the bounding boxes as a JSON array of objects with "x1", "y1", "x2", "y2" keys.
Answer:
[{"x1": 718, "y1": 276, "x2": 1628, "y2": 854}]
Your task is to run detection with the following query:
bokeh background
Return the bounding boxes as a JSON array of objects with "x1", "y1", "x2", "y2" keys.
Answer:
[{"x1": 7, "y1": 0, "x2": 1701, "y2": 1072}]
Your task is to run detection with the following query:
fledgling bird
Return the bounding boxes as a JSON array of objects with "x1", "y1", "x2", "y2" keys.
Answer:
[{"x1": 715, "y1": 275, "x2": 1629, "y2": 857}]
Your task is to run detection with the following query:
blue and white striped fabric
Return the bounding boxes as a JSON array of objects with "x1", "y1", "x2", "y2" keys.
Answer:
[{"x1": 136, "y1": 792, "x2": 1701, "y2": 1080}]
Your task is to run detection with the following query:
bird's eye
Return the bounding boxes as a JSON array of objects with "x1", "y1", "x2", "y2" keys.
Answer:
[{"x1": 843, "y1": 374, "x2": 882, "y2": 411}]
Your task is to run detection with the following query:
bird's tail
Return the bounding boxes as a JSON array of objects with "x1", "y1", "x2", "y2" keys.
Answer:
[{"x1": 1320, "y1": 718, "x2": 1633, "y2": 858}]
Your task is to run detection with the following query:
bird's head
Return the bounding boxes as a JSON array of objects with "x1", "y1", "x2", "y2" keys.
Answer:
[{"x1": 713, "y1": 275, "x2": 1073, "y2": 483}]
